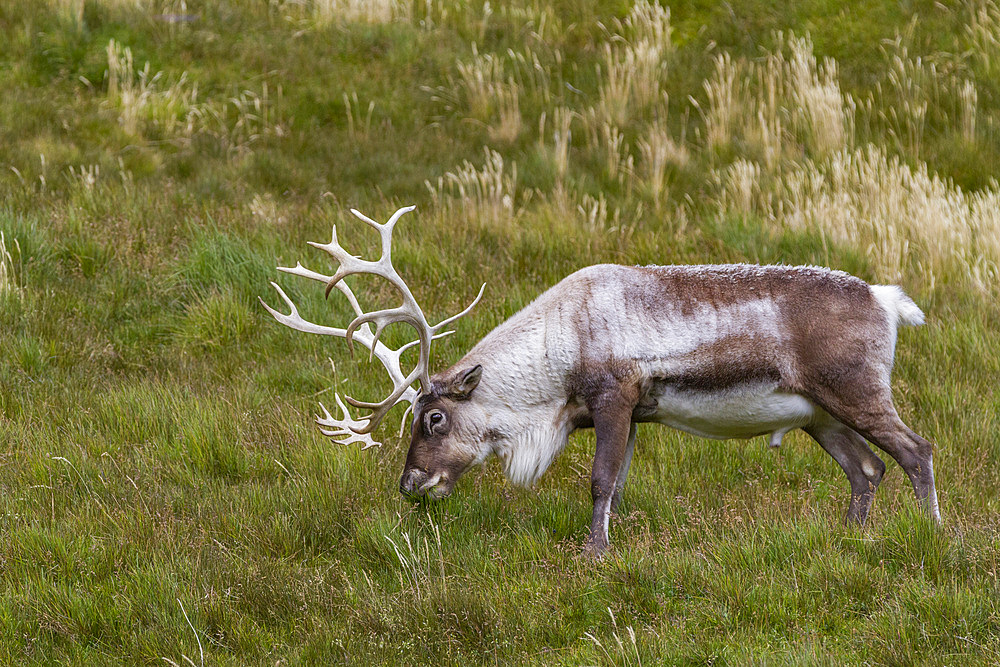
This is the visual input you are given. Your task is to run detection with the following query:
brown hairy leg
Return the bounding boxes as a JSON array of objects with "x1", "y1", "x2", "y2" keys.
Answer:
[
  {"x1": 809, "y1": 378, "x2": 940, "y2": 523},
  {"x1": 584, "y1": 397, "x2": 636, "y2": 557},
  {"x1": 805, "y1": 420, "x2": 886, "y2": 525},
  {"x1": 610, "y1": 423, "x2": 637, "y2": 515}
]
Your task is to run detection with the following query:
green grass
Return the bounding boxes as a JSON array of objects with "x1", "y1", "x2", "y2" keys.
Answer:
[{"x1": 1, "y1": 0, "x2": 1000, "y2": 664}]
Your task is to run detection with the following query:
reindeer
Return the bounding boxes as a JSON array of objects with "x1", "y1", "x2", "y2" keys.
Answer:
[{"x1": 262, "y1": 206, "x2": 940, "y2": 556}]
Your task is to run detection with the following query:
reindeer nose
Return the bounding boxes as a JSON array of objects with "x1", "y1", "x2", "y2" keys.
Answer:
[{"x1": 399, "y1": 468, "x2": 428, "y2": 497}]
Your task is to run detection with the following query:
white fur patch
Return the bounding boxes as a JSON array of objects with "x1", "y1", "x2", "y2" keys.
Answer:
[
  {"x1": 493, "y1": 417, "x2": 572, "y2": 486},
  {"x1": 871, "y1": 284, "x2": 925, "y2": 327},
  {"x1": 647, "y1": 383, "x2": 817, "y2": 440}
]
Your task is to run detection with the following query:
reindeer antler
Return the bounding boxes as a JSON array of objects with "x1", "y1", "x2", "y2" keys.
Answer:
[{"x1": 260, "y1": 205, "x2": 485, "y2": 447}]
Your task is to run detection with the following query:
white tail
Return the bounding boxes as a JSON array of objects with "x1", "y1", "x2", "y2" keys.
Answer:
[{"x1": 871, "y1": 284, "x2": 925, "y2": 327}]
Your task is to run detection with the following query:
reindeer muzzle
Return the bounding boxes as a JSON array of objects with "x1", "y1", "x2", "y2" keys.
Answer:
[{"x1": 399, "y1": 468, "x2": 451, "y2": 500}]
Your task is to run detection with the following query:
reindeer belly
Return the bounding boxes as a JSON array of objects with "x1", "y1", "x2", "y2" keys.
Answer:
[{"x1": 640, "y1": 381, "x2": 817, "y2": 440}]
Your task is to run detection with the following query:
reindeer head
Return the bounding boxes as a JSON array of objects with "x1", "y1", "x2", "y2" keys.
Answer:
[
  {"x1": 399, "y1": 364, "x2": 488, "y2": 499},
  {"x1": 261, "y1": 205, "x2": 485, "y2": 499}
]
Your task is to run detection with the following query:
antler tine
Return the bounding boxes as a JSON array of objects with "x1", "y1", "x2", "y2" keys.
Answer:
[
  {"x1": 263, "y1": 279, "x2": 419, "y2": 447},
  {"x1": 399, "y1": 329, "x2": 453, "y2": 354},
  {"x1": 396, "y1": 402, "x2": 415, "y2": 438},
  {"x1": 344, "y1": 306, "x2": 424, "y2": 361},
  {"x1": 342, "y1": 361, "x2": 422, "y2": 409},
  {"x1": 279, "y1": 262, "x2": 367, "y2": 319},
  {"x1": 350, "y1": 204, "x2": 415, "y2": 238},
  {"x1": 342, "y1": 376, "x2": 416, "y2": 435},
  {"x1": 317, "y1": 396, "x2": 380, "y2": 449},
  {"x1": 259, "y1": 282, "x2": 347, "y2": 339},
  {"x1": 261, "y1": 281, "x2": 419, "y2": 396},
  {"x1": 433, "y1": 282, "x2": 487, "y2": 333}
]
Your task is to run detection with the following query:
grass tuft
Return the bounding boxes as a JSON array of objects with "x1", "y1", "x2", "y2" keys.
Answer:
[
  {"x1": 0, "y1": 231, "x2": 22, "y2": 300},
  {"x1": 175, "y1": 289, "x2": 256, "y2": 351}
]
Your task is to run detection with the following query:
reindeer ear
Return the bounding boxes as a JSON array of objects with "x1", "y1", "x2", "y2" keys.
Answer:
[{"x1": 447, "y1": 365, "x2": 482, "y2": 399}]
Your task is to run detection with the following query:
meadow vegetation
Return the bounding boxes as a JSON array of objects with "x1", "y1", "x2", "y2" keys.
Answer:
[{"x1": 1, "y1": 0, "x2": 1000, "y2": 663}]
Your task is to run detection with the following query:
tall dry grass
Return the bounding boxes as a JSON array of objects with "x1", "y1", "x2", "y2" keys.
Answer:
[
  {"x1": 0, "y1": 231, "x2": 21, "y2": 299},
  {"x1": 549, "y1": 106, "x2": 573, "y2": 186},
  {"x1": 637, "y1": 115, "x2": 688, "y2": 206},
  {"x1": 46, "y1": 0, "x2": 158, "y2": 26},
  {"x1": 105, "y1": 38, "x2": 200, "y2": 137},
  {"x1": 786, "y1": 35, "x2": 849, "y2": 157},
  {"x1": 702, "y1": 33, "x2": 999, "y2": 290},
  {"x1": 717, "y1": 148, "x2": 1000, "y2": 288},
  {"x1": 105, "y1": 39, "x2": 286, "y2": 153},
  {"x1": 967, "y1": 0, "x2": 1000, "y2": 77},
  {"x1": 959, "y1": 79, "x2": 978, "y2": 143},
  {"x1": 425, "y1": 147, "x2": 522, "y2": 226},
  {"x1": 307, "y1": 0, "x2": 410, "y2": 25},
  {"x1": 453, "y1": 45, "x2": 523, "y2": 143},
  {"x1": 593, "y1": 0, "x2": 674, "y2": 126},
  {"x1": 699, "y1": 35, "x2": 851, "y2": 164}
]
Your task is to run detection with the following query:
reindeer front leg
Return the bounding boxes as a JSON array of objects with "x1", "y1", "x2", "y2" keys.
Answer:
[
  {"x1": 583, "y1": 396, "x2": 637, "y2": 558},
  {"x1": 611, "y1": 423, "x2": 637, "y2": 514}
]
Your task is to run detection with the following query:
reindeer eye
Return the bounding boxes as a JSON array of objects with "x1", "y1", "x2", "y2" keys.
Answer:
[{"x1": 424, "y1": 410, "x2": 447, "y2": 435}]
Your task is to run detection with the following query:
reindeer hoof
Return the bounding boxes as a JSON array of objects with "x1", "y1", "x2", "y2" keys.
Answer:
[{"x1": 582, "y1": 536, "x2": 609, "y2": 559}]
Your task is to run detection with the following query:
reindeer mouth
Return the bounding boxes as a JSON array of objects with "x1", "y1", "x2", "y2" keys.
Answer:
[
  {"x1": 423, "y1": 481, "x2": 454, "y2": 500},
  {"x1": 399, "y1": 469, "x2": 453, "y2": 501}
]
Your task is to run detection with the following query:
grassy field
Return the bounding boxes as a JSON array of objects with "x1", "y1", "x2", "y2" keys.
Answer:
[{"x1": 2, "y1": 0, "x2": 1000, "y2": 663}]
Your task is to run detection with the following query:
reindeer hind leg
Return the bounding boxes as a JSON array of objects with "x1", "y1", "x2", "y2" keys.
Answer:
[
  {"x1": 809, "y1": 379, "x2": 940, "y2": 523},
  {"x1": 805, "y1": 420, "x2": 886, "y2": 526}
]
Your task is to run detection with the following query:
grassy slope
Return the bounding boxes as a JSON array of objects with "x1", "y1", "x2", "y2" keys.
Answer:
[{"x1": 1, "y1": 0, "x2": 999, "y2": 664}]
